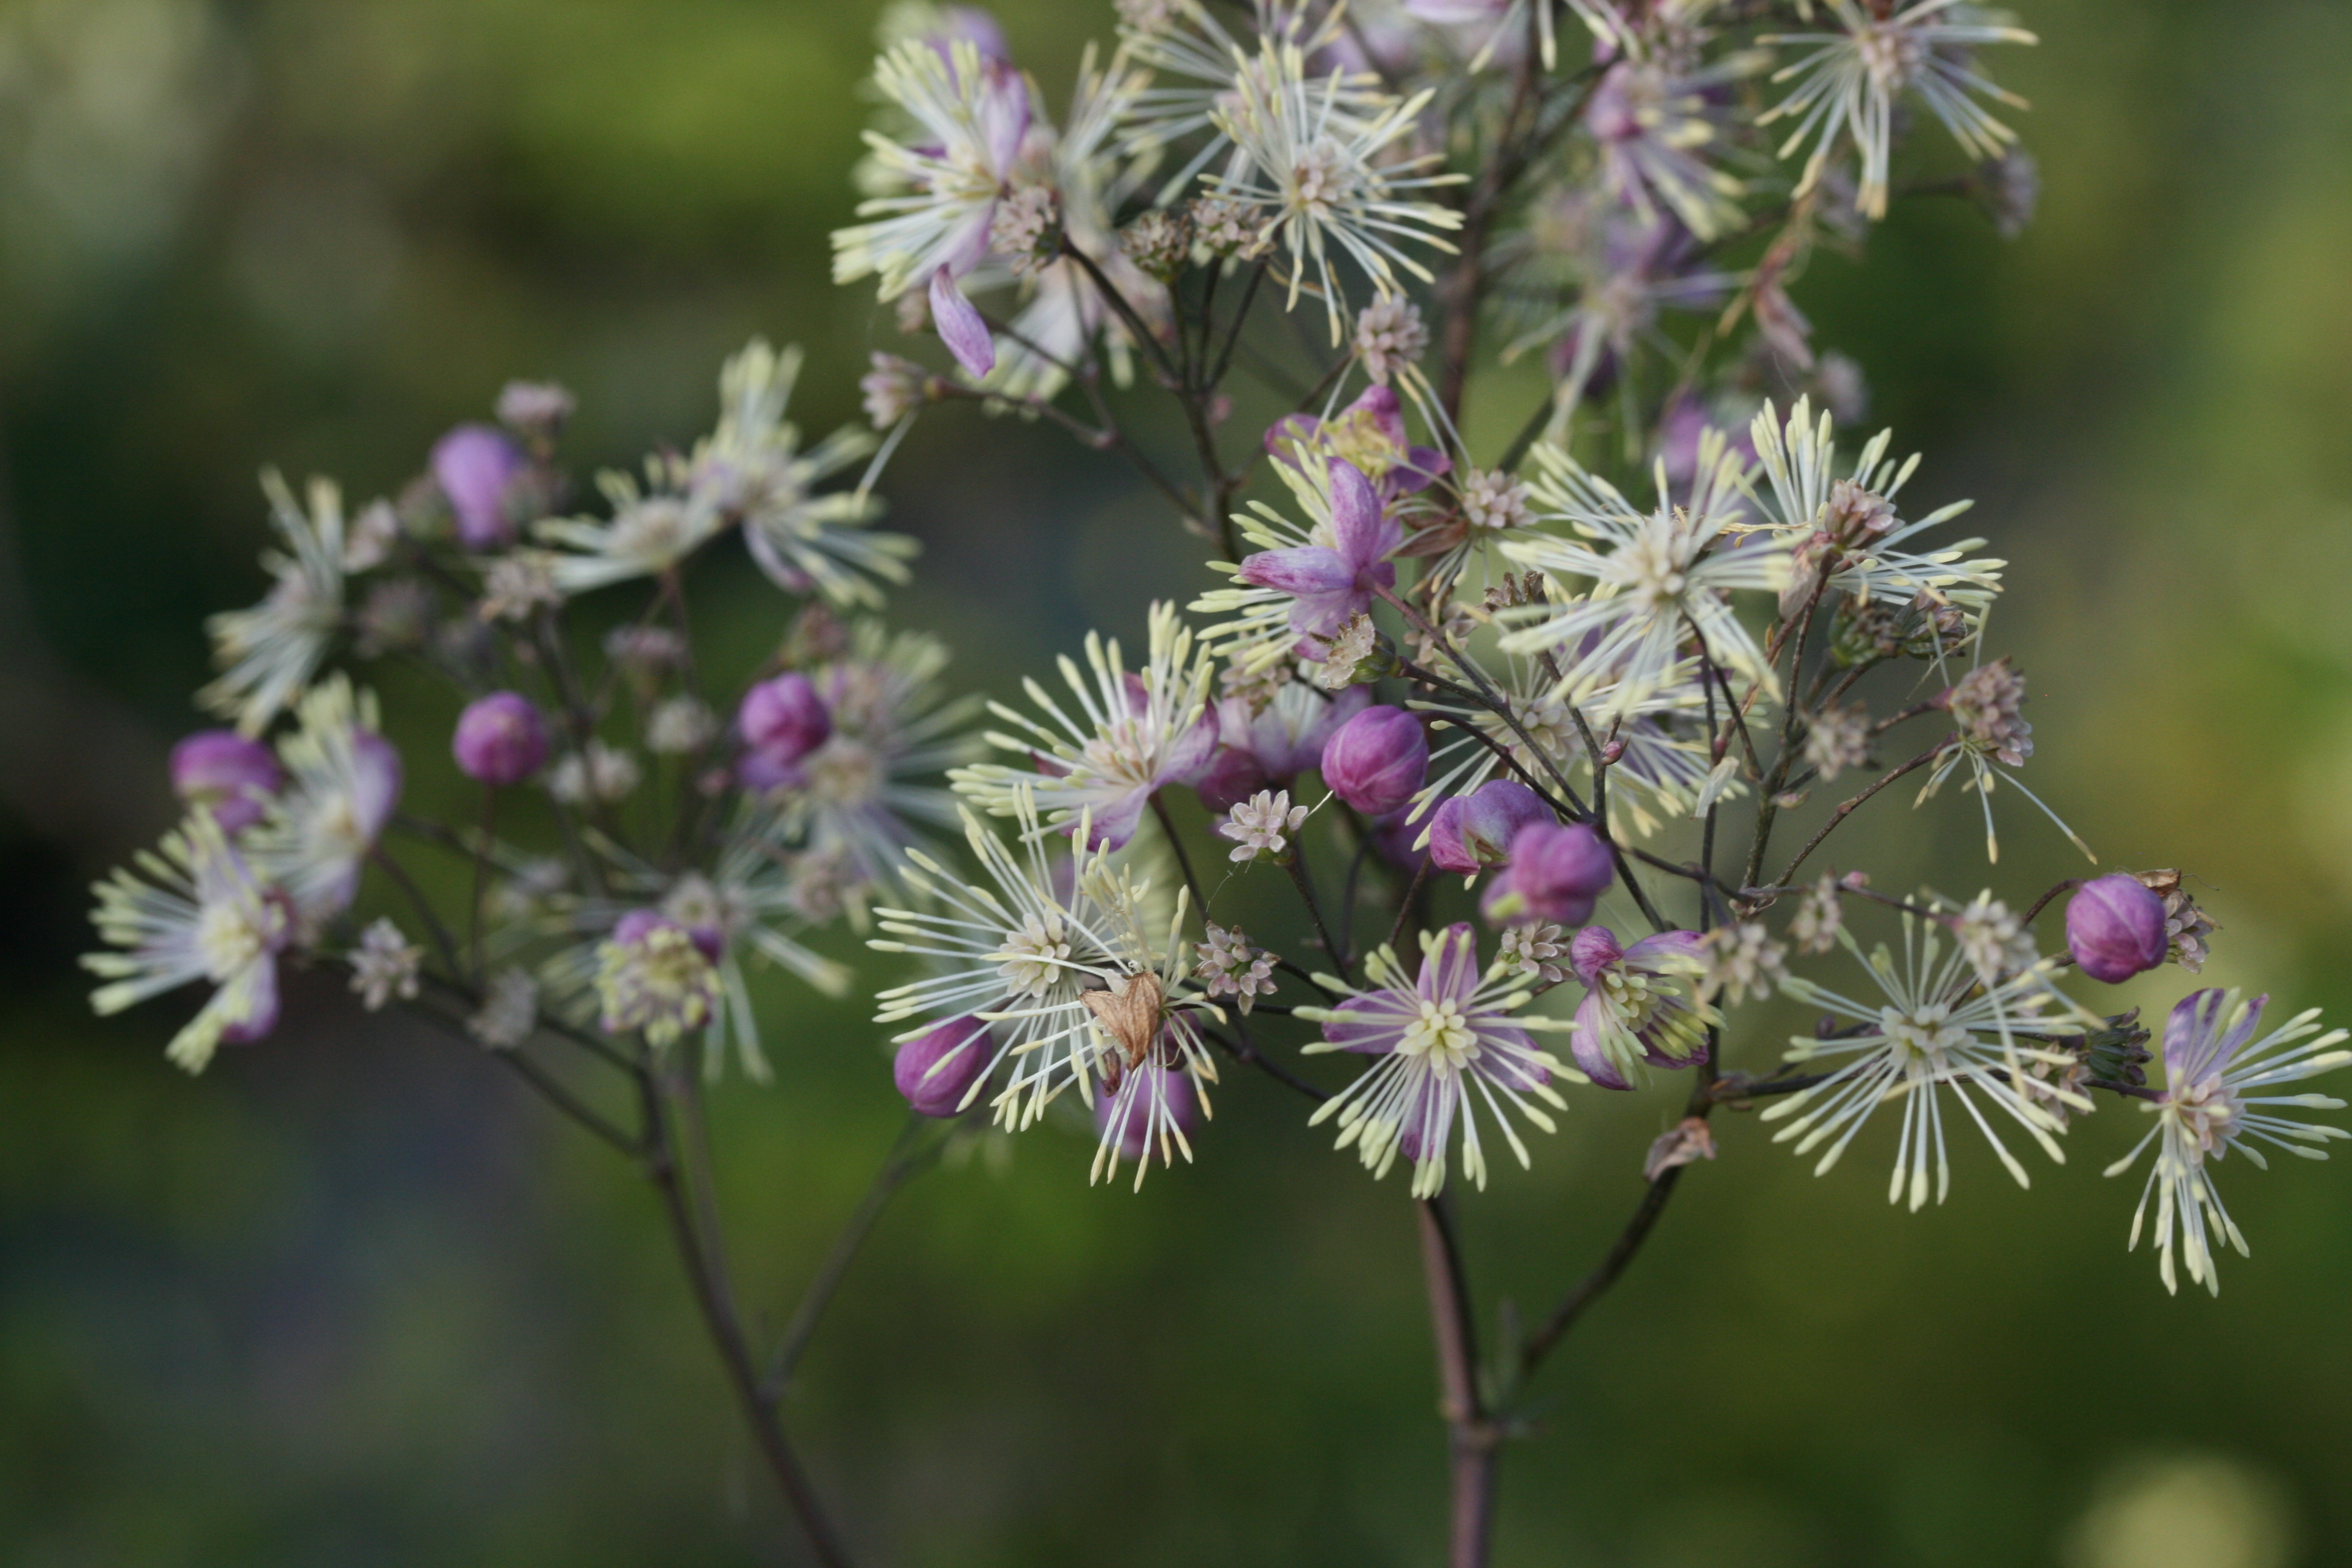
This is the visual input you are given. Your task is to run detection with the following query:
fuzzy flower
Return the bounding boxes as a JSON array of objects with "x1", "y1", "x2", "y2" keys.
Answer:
[
  {"x1": 537, "y1": 472, "x2": 727, "y2": 595},
  {"x1": 1584, "y1": 53, "x2": 1760, "y2": 243},
  {"x1": 477, "y1": 550, "x2": 564, "y2": 622},
  {"x1": 645, "y1": 696, "x2": 719, "y2": 756},
  {"x1": 1235, "y1": 458, "x2": 1408, "y2": 659},
  {"x1": 688, "y1": 339, "x2": 913, "y2": 607},
  {"x1": 1566, "y1": 926, "x2": 1716, "y2": 1089},
  {"x1": 1194, "y1": 921, "x2": 1276, "y2": 1013},
  {"x1": 1748, "y1": 398, "x2": 2003, "y2": 627},
  {"x1": 548, "y1": 742, "x2": 643, "y2": 805},
  {"x1": 860, "y1": 353, "x2": 931, "y2": 431},
  {"x1": 1205, "y1": 38, "x2": 1464, "y2": 342},
  {"x1": 1299, "y1": 923, "x2": 1574, "y2": 1198},
  {"x1": 1760, "y1": 0, "x2": 2037, "y2": 221},
  {"x1": 1803, "y1": 701, "x2": 1871, "y2": 782},
  {"x1": 246, "y1": 676, "x2": 402, "y2": 924},
  {"x1": 84, "y1": 812, "x2": 292, "y2": 1073},
  {"x1": 1918, "y1": 656, "x2": 2091, "y2": 865},
  {"x1": 873, "y1": 789, "x2": 1217, "y2": 1143},
  {"x1": 200, "y1": 471, "x2": 349, "y2": 735},
  {"x1": 1189, "y1": 194, "x2": 1270, "y2": 257},
  {"x1": 595, "y1": 910, "x2": 723, "y2": 1047},
  {"x1": 348, "y1": 918, "x2": 422, "y2": 1011},
  {"x1": 1699, "y1": 921, "x2": 1787, "y2": 1007},
  {"x1": 832, "y1": 38, "x2": 1030, "y2": 302},
  {"x1": 1309, "y1": 612, "x2": 1388, "y2": 690},
  {"x1": 1353, "y1": 296, "x2": 1429, "y2": 384},
  {"x1": 1266, "y1": 387, "x2": 1449, "y2": 503},
  {"x1": 469, "y1": 967, "x2": 538, "y2": 1048},
  {"x1": 1499, "y1": 432, "x2": 1791, "y2": 720},
  {"x1": 170, "y1": 730, "x2": 284, "y2": 835},
  {"x1": 1220, "y1": 789, "x2": 1306, "y2": 863},
  {"x1": 1789, "y1": 875, "x2": 1844, "y2": 955},
  {"x1": 954, "y1": 601, "x2": 1217, "y2": 850},
  {"x1": 2106, "y1": 989, "x2": 2351, "y2": 1295},
  {"x1": 1767, "y1": 913, "x2": 2086, "y2": 1209},
  {"x1": 1459, "y1": 469, "x2": 1532, "y2": 536}
]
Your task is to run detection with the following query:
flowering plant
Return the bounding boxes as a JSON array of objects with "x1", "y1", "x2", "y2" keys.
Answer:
[{"x1": 86, "y1": 1, "x2": 2343, "y2": 1562}]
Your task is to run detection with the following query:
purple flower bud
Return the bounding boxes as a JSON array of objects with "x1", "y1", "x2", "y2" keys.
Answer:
[
  {"x1": 1457, "y1": 779, "x2": 1548, "y2": 864},
  {"x1": 930, "y1": 267, "x2": 996, "y2": 379},
  {"x1": 452, "y1": 691, "x2": 549, "y2": 785},
  {"x1": 1426, "y1": 797, "x2": 1479, "y2": 874},
  {"x1": 738, "y1": 673, "x2": 832, "y2": 766},
  {"x1": 170, "y1": 730, "x2": 284, "y2": 833},
  {"x1": 431, "y1": 423, "x2": 529, "y2": 550},
  {"x1": 1321, "y1": 705, "x2": 1428, "y2": 817},
  {"x1": 1483, "y1": 822, "x2": 1613, "y2": 926},
  {"x1": 1095, "y1": 1065, "x2": 1200, "y2": 1162},
  {"x1": 2066, "y1": 874, "x2": 2167, "y2": 983},
  {"x1": 894, "y1": 1017, "x2": 993, "y2": 1116}
]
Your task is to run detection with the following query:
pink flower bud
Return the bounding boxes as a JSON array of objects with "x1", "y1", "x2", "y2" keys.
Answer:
[
  {"x1": 170, "y1": 730, "x2": 284, "y2": 833},
  {"x1": 452, "y1": 691, "x2": 549, "y2": 785},
  {"x1": 1483, "y1": 822, "x2": 1613, "y2": 926},
  {"x1": 2066, "y1": 874, "x2": 2167, "y2": 983},
  {"x1": 1321, "y1": 705, "x2": 1427, "y2": 817},
  {"x1": 738, "y1": 673, "x2": 832, "y2": 765},
  {"x1": 894, "y1": 1016, "x2": 995, "y2": 1117},
  {"x1": 930, "y1": 268, "x2": 996, "y2": 379},
  {"x1": 1426, "y1": 797, "x2": 1479, "y2": 874},
  {"x1": 1457, "y1": 779, "x2": 1547, "y2": 863},
  {"x1": 430, "y1": 423, "x2": 528, "y2": 550}
]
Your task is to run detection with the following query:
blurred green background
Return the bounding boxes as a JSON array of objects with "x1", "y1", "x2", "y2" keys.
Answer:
[{"x1": 4, "y1": 0, "x2": 2350, "y2": 1563}]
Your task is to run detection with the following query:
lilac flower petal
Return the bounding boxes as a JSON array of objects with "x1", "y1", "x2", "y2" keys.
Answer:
[
  {"x1": 1238, "y1": 545, "x2": 1353, "y2": 596},
  {"x1": 931, "y1": 269, "x2": 997, "y2": 378},
  {"x1": 1325, "y1": 994, "x2": 1415, "y2": 1054},
  {"x1": 1326, "y1": 459, "x2": 1391, "y2": 571}
]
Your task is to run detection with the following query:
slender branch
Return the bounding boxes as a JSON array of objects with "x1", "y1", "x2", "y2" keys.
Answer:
[
  {"x1": 1518, "y1": 1166, "x2": 1685, "y2": 1376},
  {"x1": 1768, "y1": 740, "x2": 1952, "y2": 889},
  {"x1": 1200, "y1": 1022, "x2": 1328, "y2": 1102},
  {"x1": 638, "y1": 1072, "x2": 854, "y2": 1567},
  {"x1": 763, "y1": 1114, "x2": 939, "y2": 1397},
  {"x1": 1285, "y1": 849, "x2": 1351, "y2": 982},
  {"x1": 2020, "y1": 878, "x2": 2079, "y2": 928},
  {"x1": 1151, "y1": 792, "x2": 1212, "y2": 916},
  {"x1": 1417, "y1": 1198, "x2": 1497, "y2": 1568}
]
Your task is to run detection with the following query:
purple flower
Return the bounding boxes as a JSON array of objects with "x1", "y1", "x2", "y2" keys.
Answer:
[
  {"x1": 1197, "y1": 684, "x2": 1371, "y2": 812},
  {"x1": 1321, "y1": 704, "x2": 1428, "y2": 817},
  {"x1": 170, "y1": 730, "x2": 284, "y2": 834},
  {"x1": 1235, "y1": 459, "x2": 1402, "y2": 645},
  {"x1": 1482, "y1": 821, "x2": 1613, "y2": 926},
  {"x1": 1302, "y1": 923, "x2": 1568, "y2": 1196},
  {"x1": 431, "y1": 423, "x2": 529, "y2": 550},
  {"x1": 1566, "y1": 926, "x2": 1711, "y2": 1089},
  {"x1": 895, "y1": 1015, "x2": 995, "y2": 1117},
  {"x1": 1368, "y1": 797, "x2": 1444, "y2": 871},
  {"x1": 739, "y1": 672, "x2": 833, "y2": 767},
  {"x1": 1264, "y1": 387, "x2": 1449, "y2": 501},
  {"x1": 1425, "y1": 797, "x2": 1479, "y2": 873},
  {"x1": 452, "y1": 691, "x2": 549, "y2": 786},
  {"x1": 2067, "y1": 874, "x2": 2168, "y2": 984}
]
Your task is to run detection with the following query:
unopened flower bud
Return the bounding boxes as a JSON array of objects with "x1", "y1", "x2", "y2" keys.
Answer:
[
  {"x1": 1425, "y1": 797, "x2": 1478, "y2": 874},
  {"x1": 2066, "y1": 874, "x2": 2167, "y2": 983},
  {"x1": 1321, "y1": 705, "x2": 1428, "y2": 817},
  {"x1": 993, "y1": 185, "x2": 1063, "y2": 275},
  {"x1": 430, "y1": 423, "x2": 529, "y2": 550},
  {"x1": 1482, "y1": 822, "x2": 1613, "y2": 926},
  {"x1": 170, "y1": 730, "x2": 284, "y2": 834},
  {"x1": 738, "y1": 672, "x2": 832, "y2": 766},
  {"x1": 893, "y1": 1016, "x2": 993, "y2": 1117},
  {"x1": 495, "y1": 381, "x2": 575, "y2": 441},
  {"x1": 860, "y1": 353, "x2": 931, "y2": 430},
  {"x1": 1457, "y1": 779, "x2": 1547, "y2": 864},
  {"x1": 452, "y1": 691, "x2": 549, "y2": 785},
  {"x1": 1119, "y1": 208, "x2": 1191, "y2": 280}
]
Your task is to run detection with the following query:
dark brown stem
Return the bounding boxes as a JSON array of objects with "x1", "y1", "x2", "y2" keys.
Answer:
[
  {"x1": 1768, "y1": 740, "x2": 1952, "y2": 889},
  {"x1": 1417, "y1": 1198, "x2": 1497, "y2": 1568},
  {"x1": 638, "y1": 1071, "x2": 853, "y2": 1567},
  {"x1": 1519, "y1": 1165, "x2": 1685, "y2": 1375},
  {"x1": 1285, "y1": 849, "x2": 1351, "y2": 981}
]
